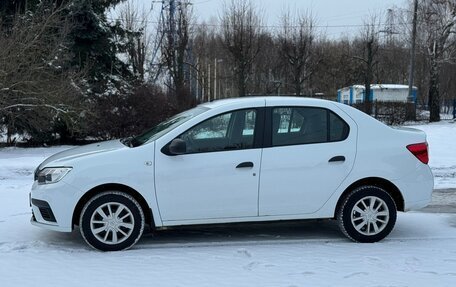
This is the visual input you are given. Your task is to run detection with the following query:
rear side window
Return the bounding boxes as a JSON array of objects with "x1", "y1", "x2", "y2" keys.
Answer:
[{"x1": 272, "y1": 107, "x2": 349, "y2": 147}]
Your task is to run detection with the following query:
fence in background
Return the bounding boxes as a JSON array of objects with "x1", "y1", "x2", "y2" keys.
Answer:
[{"x1": 352, "y1": 100, "x2": 456, "y2": 125}]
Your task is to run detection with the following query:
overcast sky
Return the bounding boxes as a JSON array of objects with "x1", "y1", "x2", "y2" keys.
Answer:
[
  {"x1": 192, "y1": 0, "x2": 404, "y2": 37},
  {"x1": 122, "y1": 0, "x2": 408, "y2": 38}
]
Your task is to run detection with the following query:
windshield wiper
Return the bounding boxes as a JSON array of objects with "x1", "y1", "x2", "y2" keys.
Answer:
[
  {"x1": 130, "y1": 137, "x2": 141, "y2": 148},
  {"x1": 120, "y1": 137, "x2": 134, "y2": 148}
]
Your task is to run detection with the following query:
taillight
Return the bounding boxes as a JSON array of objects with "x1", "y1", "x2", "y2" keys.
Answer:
[{"x1": 406, "y1": 142, "x2": 429, "y2": 164}]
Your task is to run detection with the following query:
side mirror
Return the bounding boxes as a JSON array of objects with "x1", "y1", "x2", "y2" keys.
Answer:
[{"x1": 168, "y1": 138, "x2": 187, "y2": 155}]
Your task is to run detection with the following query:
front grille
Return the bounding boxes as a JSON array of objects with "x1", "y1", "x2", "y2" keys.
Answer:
[{"x1": 31, "y1": 199, "x2": 56, "y2": 222}]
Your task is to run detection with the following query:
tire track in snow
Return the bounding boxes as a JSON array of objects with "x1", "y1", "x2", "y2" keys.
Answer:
[{"x1": 135, "y1": 236, "x2": 456, "y2": 250}]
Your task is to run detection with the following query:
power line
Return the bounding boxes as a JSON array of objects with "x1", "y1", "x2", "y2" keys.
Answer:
[
  {"x1": 108, "y1": 16, "x2": 415, "y2": 30},
  {"x1": 192, "y1": 0, "x2": 216, "y2": 4}
]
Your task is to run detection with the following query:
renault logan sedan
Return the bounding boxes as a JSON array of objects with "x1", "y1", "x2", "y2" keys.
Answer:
[{"x1": 30, "y1": 97, "x2": 434, "y2": 251}]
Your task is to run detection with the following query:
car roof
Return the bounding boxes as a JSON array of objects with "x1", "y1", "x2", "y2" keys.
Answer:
[{"x1": 200, "y1": 96, "x2": 334, "y2": 109}]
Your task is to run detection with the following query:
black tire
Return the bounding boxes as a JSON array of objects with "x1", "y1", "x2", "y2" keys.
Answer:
[
  {"x1": 337, "y1": 186, "x2": 397, "y2": 243},
  {"x1": 79, "y1": 191, "x2": 145, "y2": 251}
]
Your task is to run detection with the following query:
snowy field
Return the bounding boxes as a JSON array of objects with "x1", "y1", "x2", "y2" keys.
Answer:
[
  {"x1": 0, "y1": 121, "x2": 455, "y2": 287},
  {"x1": 407, "y1": 121, "x2": 456, "y2": 189}
]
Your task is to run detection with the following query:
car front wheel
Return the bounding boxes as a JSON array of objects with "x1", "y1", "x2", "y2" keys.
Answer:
[
  {"x1": 79, "y1": 191, "x2": 145, "y2": 251},
  {"x1": 337, "y1": 186, "x2": 397, "y2": 243}
]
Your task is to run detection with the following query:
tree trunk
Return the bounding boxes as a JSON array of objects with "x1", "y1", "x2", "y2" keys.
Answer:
[
  {"x1": 6, "y1": 125, "x2": 12, "y2": 146},
  {"x1": 364, "y1": 39, "x2": 373, "y2": 115},
  {"x1": 294, "y1": 81, "x2": 301, "y2": 97},
  {"x1": 238, "y1": 65, "x2": 246, "y2": 97},
  {"x1": 364, "y1": 79, "x2": 371, "y2": 114},
  {"x1": 428, "y1": 57, "x2": 440, "y2": 122},
  {"x1": 294, "y1": 65, "x2": 301, "y2": 97}
]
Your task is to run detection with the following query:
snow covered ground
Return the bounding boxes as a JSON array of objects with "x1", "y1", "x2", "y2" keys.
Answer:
[
  {"x1": 407, "y1": 121, "x2": 456, "y2": 189},
  {"x1": 1, "y1": 213, "x2": 456, "y2": 287},
  {"x1": 0, "y1": 121, "x2": 455, "y2": 287}
]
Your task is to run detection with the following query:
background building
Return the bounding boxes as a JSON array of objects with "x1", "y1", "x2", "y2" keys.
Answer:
[{"x1": 337, "y1": 84, "x2": 418, "y2": 105}]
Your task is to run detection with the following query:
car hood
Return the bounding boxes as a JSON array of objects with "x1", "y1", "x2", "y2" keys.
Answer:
[{"x1": 38, "y1": 140, "x2": 126, "y2": 169}]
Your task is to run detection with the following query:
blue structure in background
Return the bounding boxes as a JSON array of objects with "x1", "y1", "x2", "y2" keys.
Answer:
[
  {"x1": 453, "y1": 99, "x2": 456, "y2": 119},
  {"x1": 349, "y1": 86, "x2": 353, "y2": 105},
  {"x1": 337, "y1": 85, "x2": 418, "y2": 105}
]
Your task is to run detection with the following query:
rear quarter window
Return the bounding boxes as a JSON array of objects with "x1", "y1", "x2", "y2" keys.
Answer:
[{"x1": 329, "y1": 111, "x2": 349, "y2": 142}]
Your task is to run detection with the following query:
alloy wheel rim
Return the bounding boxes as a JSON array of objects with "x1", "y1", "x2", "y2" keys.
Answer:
[
  {"x1": 350, "y1": 196, "x2": 390, "y2": 236},
  {"x1": 90, "y1": 202, "x2": 135, "y2": 245}
]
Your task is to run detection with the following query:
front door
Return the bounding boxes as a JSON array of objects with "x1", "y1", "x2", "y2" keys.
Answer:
[{"x1": 155, "y1": 109, "x2": 262, "y2": 222}]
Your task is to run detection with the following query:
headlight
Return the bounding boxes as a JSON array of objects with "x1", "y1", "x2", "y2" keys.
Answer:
[{"x1": 37, "y1": 167, "x2": 72, "y2": 185}]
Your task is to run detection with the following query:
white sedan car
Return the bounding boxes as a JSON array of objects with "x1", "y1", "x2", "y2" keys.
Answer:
[{"x1": 30, "y1": 97, "x2": 434, "y2": 251}]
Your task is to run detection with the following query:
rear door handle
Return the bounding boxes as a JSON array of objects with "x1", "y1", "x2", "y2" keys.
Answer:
[
  {"x1": 236, "y1": 161, "x2": 254, "y2": 168},
  {"x1": 329, "y1": 156, "x2": 345, "y2": 163}
]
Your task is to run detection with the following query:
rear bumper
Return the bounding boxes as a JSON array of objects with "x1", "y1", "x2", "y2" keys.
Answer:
[
  {"x1": 392, "y1": 164, "x2": 434, "y2": 211},
  {"x1": 403, "y1": 198, "x2": 432, "y2": 211}
]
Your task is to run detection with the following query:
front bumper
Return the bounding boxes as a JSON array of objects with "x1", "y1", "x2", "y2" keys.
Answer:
[
  {"x1": 30, "y1": 180, "x2": 81, "y2": 233},
  {"x1": 30, "y1": 215, "x2": 72, "y2": 232}
]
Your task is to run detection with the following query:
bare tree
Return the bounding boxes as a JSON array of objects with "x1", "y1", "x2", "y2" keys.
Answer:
[
  {"x1": 161, "y1": 0, "x2": 193, "y2": 108},
  {"x1": 221, "y1": 0, "x2": 262, "y2": 97},
  {"x1": 419, "y1": 0, "x2": 456, "y2": 122},
  {"x1": 278, "y1": 9, "x2": 320, "y2": 96},
  {"x1": 251, "y1": 32, "x2": 282, "y2": 95},
  {"x1": 353, "y1": 15, "x2": 381, "y2": 113},
  {"x1": 118, "y1": 0, "x2": 153, "y2": 81},
  {"x1": 0, "y1": 1, "x2": 86, "y2": 144}
]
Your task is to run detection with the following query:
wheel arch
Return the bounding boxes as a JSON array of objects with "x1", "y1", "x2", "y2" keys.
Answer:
[
  {"x1": 72, "y1": 183, "x2": 154, "y2": 229},
  {"x1": 334, "y1": 177, "x2": 404, "y2": 218}
]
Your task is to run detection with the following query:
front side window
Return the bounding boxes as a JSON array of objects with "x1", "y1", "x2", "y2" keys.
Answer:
[
  {"x1": 178, "y1": 109, "x2": 257, "y2": 154},
  {"x1": 272, "y1": 107, "x2": 348, "y2": 146}
]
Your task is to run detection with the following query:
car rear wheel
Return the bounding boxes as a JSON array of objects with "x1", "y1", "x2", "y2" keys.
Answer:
[
  {"x1": 337, "y1": 186, "x2": 397, "y2": 243},
  {"x1": 79, "y1": 191, "x2": 145, "y2": 251}
]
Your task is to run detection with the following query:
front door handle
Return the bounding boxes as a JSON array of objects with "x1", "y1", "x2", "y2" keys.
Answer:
[
  {"x1": 329, "y1": 156, "x2": 345, "y2": 163},
  {"x1": 236, "y1": 161, "x2": 254, "y2": 168}
]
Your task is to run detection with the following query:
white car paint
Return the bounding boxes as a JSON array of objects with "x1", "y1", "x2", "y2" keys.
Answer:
[
  {"x1": 30, "y1": 97, "x2": 434, "y2": 233},
  {"x1": 259, "y1": 98, "x2": 357, "y2": 216}
]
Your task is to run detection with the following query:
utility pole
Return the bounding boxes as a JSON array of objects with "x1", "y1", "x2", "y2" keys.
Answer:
[
  {"x1": 407, "y1": 0, "x2": 418, "y2": 120},
  {"x1": 202, "y1": 70, "x2": 205, "y2": 102},
  {"x1": 214, "y1": 58, "x2": 217, "y2": 100},
  {"x1": 196, "y1": 59, "x2": 199, "y2": 102},
  {"x1": 207, "y1": 63, "x2": 211, "y2": 102},
  {"x1": 385, "y1": 9, "x2": 394, "y2": 44},
  {"x1": 169, "y1": 0, "x2": 176, "y2": 80}
]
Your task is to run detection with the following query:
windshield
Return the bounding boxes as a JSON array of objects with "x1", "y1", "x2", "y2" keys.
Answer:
[{"x1": 126, "y1": 106, "x2": 209, "y2": 147}]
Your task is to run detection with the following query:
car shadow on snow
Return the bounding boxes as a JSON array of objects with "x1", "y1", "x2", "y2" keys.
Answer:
[
  {"x1": 24, "y1": 213, "x2": 456, "y2": 251},
  {"x1": 7, "y1": 219, "x2": 341, "y2": 252},
  {"x1": 137, "y1": 212, "x2": 456, "y2": 249},
  {"x1": 138, "y1": 219, "x2": 344, "y2": 248}
]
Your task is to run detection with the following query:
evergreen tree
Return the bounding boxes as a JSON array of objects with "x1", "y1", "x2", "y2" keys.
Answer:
[
  {"x1": 67, "y1": 0, "x2": 134, "y2": 98},
  {"x1": 0, "y1": 0, "x2": 41, "y2": 30}
]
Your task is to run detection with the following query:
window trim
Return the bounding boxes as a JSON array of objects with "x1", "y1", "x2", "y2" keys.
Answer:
[
  {"x1": 264, "y1": 106, "x2": 350, "y2": 148},
  {"x1": 161, "y1": 108, "x2": 265, "y2": 155}
]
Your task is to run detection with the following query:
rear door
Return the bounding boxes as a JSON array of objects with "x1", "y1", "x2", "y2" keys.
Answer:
[{"x1": 259, "y1": 103, "x2": 357, "y2": 216}]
